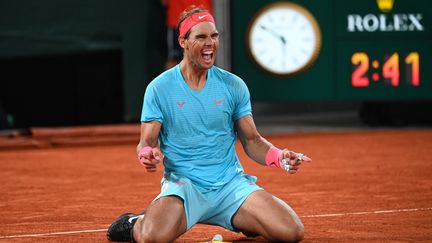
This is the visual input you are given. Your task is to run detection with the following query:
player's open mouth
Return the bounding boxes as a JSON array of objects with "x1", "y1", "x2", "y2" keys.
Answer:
[{"x1": 202, "y1": 50, "x2": 213, "y2": 62}]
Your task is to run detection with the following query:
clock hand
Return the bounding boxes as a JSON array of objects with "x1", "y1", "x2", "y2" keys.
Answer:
[
  {"x1": 259, "y1": 25, "x2": 289, "y2": 69},
  {"x1": 259, "y1": 25, "x2": 286, "y2": 45}
]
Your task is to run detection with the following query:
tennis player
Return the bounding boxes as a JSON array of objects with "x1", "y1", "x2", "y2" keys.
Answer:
[{"x1": 107, "y1": 5, "x2": 312, "y2": 243}]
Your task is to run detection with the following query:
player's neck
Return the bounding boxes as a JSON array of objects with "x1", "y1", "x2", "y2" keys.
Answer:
[{"x1": 180, "y1": 60, "x2": 208, "y2": 91}]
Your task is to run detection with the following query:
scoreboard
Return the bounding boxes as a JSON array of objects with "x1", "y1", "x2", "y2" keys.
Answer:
[{"x1": 231, "y1": 0, "x2": 432, "y2": 101}]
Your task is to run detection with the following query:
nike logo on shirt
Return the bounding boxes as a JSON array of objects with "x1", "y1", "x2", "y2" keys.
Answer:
[
  {"x1": 214, "y1": 100, "x2": 224, "y2": 105},
  {"x1": 176, "y1": 101, "x2": 186, "y2": 107}
]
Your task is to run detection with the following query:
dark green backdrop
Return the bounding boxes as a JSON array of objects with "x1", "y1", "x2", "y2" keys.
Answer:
[
  {"x1": 231, "y1": 0, "x2": 432, "y2": 101},
  {"x1": 1, "y1": 0, "x2": 431, "y2": 128},
  {"x1": 0, "y1": 0, "x2": 166, "y2": 127}
]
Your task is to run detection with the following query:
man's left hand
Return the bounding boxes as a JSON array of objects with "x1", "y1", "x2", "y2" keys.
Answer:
[{"x1": 280, "y1": 150, "x2": 312, "y2": 174}]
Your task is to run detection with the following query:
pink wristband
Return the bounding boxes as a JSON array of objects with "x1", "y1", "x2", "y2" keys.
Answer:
[
  {"x1": 265, "y1": 146, "x2": 282, "y2": 168},
  {"x1": 137, "y1": 146, "x2": 152, "y2": 166}
]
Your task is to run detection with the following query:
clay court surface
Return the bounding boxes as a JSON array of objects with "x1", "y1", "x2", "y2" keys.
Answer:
[{"x1": 0, "y1": 125, "x2": 431, "y2": 242}]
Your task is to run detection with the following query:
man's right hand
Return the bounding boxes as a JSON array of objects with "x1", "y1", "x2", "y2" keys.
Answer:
[{"x1": 138, "y1": 147, "x2": 164, "y2": 172}]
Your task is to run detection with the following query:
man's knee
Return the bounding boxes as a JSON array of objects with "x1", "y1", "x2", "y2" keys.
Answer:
[
  {"x1": 133, "y1": 196, "x2": 186, "y2": 242},
  {"x1": 287, "y1": 221, "x2": 304, "y2": 242},
  {"x1": 134, "y1": 222, "x2": 172, "y2": 243},
  {"x1": 275, "y1": 220, "x2": 304, "y2": 242},
  {"x1": 133, "y1": 219, "x2": 169, "y2": 243}
]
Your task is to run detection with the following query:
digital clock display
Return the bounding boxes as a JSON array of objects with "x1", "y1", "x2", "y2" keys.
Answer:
[
  {"x1": 334, "y1": 0, "x2": 431, "y2": 101},
  {"x1": 351, "y1": 51, "x2": 420, "y2": 88},
  {"x1": 336, "y1": 41, "x2": 431, "y2": 100}
]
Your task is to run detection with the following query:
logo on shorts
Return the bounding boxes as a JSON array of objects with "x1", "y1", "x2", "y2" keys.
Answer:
[{"x1": 175, "y1": 181, "x2": 186, "y2": 186}]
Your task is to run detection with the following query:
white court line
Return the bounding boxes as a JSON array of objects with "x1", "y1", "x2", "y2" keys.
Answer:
[
  {"x1": 301, "y1": 207, "x2": 432, "y2": 218},
  {"x1": 1, "y1": 207, "x2": 431, "y2": 239},
  {"x1": 0, "y1": 229, "x2": 107, "y2": 239}
]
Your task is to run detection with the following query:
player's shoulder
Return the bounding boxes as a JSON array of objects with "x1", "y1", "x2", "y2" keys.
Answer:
[
  {"x1": 211, "y1": 66, "x2": 246, "y2": 87},
  {"x1": 148, "y1": 65, "x2": 178, "y2": 88}
]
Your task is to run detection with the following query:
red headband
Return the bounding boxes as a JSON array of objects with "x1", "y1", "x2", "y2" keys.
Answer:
[{"x1": 179, "y1": 12, "x2": 215, "y2": 38}]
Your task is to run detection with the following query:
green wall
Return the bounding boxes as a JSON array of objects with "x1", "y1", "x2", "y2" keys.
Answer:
[
  {"x1": 0, "y1": 0, "x2": 166, "y2": 124},
  {"x1": 231, "y1": 0, "x2": 432, "y2": 101}
]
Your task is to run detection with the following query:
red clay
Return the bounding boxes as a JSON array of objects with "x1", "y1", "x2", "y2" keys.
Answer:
[{"x1": 0, "y1": 127, "x2": 431, "y2": 242}]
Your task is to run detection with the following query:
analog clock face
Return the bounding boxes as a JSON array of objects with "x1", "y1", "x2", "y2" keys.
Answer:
[{"x1": 247, "y1": 2, "x2": 322, "y2": 76}]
